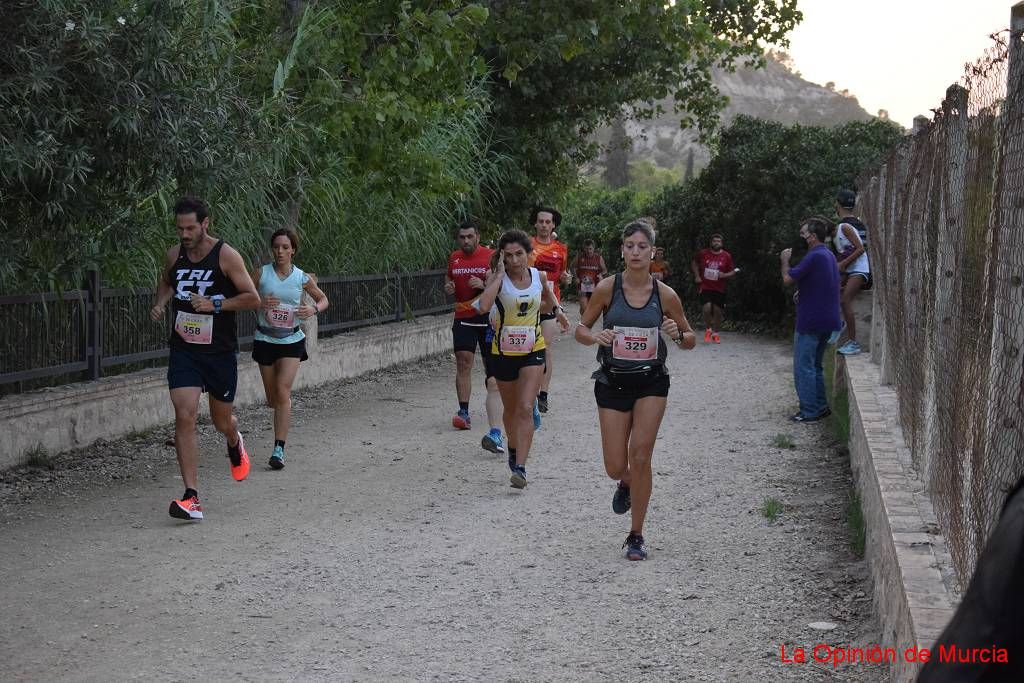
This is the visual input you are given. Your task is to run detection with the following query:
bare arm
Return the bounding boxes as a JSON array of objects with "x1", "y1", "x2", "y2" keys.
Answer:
[
  {"x1": 837, "y1": 224, "x2": 865, "y2": 271},
  {"x1": 298, "y1": 276, "x2": 329, "y2": 318},
  {"x1": 574, "y1": 277, "x2": 615, "y2": 347},
  {"x1": 598, "y1": 256, "x2": 608, "y2": 279},
  {"x1": 150, "y1": 247, "x2": 178, "y2": 321},
  {"x1": 539, "y1": 271, "x2": 570, "y2": 333},
  {"x1": 780, "y1": 249, "x2": 794, "y2": 286},
  {"x1": 691, "y1": 256, "x2": 702, "y2": 283},
  {"x1": 657, "y1": 282, "x2": 696, "y2": 350},
  {"x1": 191, "y1": 245, "x2": 260, "y2": 313}
]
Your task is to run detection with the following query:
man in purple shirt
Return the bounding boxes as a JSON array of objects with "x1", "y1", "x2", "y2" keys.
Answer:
[{"x1": 780, "y1": 217, "x2": 841, "y2": 422}]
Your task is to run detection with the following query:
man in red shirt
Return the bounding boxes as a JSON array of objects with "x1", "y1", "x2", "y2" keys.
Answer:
[
  {"x1": 529, "y1": 206, "x2": 571, "y2": 413},
  {"x1": 691, "y1": 234, "x2": 738, "y2": 343},
  {"x1": 445, "y1": 221, "x2": 505, "y2": 453}
]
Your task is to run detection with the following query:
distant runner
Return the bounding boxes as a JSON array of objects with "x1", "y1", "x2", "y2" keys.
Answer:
[
  {"x1": 475, "y1": 230, "x2": 569, "y2": 488},
  {"x1": 251, "y1": 229, "x2": 329, "y2": 470},
  {"x1": 445, "y1": 221, "x2": 506, "y2": 453},
  {"x1": 529, "y1": 206, "x2": 571, "y2": 413},
  {"x1": 149, "y1": 197, "x2": 260, "y2": 521},
  {"x1": 575, "y1": 221, "x2": 696, "y2": 560},
  {"x1": 691, "y1": 234, "x2": 738, "y2": 344},
  {"x1": 834, "y1": 189, "x2": 871, "y2": 356},
  {"x1": 649, "y1": 246, "x2": 671, "y2": 284},
  {"x1": 571, "y1": 239, "x2": 607, "y2": 316}
]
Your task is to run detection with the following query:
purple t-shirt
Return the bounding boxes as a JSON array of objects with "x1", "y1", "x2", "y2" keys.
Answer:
[{"x1": 789, "y1": 244, "x2": 841, "y2": 334}]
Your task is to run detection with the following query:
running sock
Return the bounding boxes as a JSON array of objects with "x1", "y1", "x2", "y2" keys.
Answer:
[
  {"x1": 458, "y1": 402, "x2": 469, "y2": 413},
  {"x1": 275, "y1": 439, "x2": 285, "y2": 449},
  {"x1": 184, "y1": 488, "x2": 198, "y2": 501}
]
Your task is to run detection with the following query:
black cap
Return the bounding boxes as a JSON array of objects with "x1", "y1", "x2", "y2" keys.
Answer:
[{"x1": 836, "y1": 189, "x2": 857, "y2": 209}]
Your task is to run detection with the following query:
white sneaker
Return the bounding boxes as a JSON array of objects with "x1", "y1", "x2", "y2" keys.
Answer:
[{"x1": 838, "y1": 340, "x2": 862, "y2": 355}]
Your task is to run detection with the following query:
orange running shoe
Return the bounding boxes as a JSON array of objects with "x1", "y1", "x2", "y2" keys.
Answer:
[
  {"x1": 228, "y1": 431, "x2": 250, "y2": 481},
  {"x1": 712, "y1": 332, "x2": 721, "y2": 344},
  {"x1": 703, "y1": 329, "x2": 712, "y2": 343},
  {"x1": 452, "y1": 410, "x2": 471, "y2": 430},
  {"x1": 169, "y1": 495, "x2": 203, "y2": 521}
]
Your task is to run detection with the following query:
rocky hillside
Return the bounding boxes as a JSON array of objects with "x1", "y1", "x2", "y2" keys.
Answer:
[{"x1": 609, "y1": 53, "x2": 883, "y2": 175}]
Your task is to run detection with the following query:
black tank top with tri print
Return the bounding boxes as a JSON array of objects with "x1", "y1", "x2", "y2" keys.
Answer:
[{"x1": 168, "y1": 239, "x2": 239, "y2": 353}]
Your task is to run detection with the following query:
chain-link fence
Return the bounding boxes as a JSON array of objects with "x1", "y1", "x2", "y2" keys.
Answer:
[{"x1": 857, "y1": 13, "x2": 1024, "y2": 588}]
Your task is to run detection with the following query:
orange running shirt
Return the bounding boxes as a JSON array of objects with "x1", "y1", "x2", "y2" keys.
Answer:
[
  {"x1": 448, "y1": 246, "x2": 494, "y2": 319},
  {"x1": 530, "y1": 238, "x2": 569, "y2": 302}
]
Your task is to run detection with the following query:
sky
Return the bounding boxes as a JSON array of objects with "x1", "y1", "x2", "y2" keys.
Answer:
[{"x1": 782, "y1": 0, "x2": 1013, "y2": 127}]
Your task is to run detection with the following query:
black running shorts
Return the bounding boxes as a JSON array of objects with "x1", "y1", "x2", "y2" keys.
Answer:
[
  {"x1": 252, "y1": 339, "x2": 308, "y2": 366},
  {"x1": 491, "y1": 350, "x2": 547, "y2": 382},
  {"x1": 699, "y1": 290, "x2": 726, "y2": 308},
  {"x1": 452, "y1": 316, "x2": 490, "y2": 354},
  {"x1": 594, "y1": 368, "x2": 670, "y2": 412},
  {"x1": 168, "y1": 348, "x2": 239, "y2": 403}
]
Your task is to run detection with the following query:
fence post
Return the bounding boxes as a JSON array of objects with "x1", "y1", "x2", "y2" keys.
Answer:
[
  {"x1": 85, "y1": 269, "x2": 102, "y2": 381},
  {"x1": 980, "y1": 1, "x2": 1024, "y2": 544},
  {"x1": 394, "y1": 273, "x2": 404, "y2": 322}
]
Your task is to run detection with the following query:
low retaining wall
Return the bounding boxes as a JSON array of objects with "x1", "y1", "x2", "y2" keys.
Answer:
[
  {"x1": 0, "y1": 314, "x2": 452, "y2": 470},
  {"x1": 843, "y1": 354, "x2": 957, "y2": 683}
]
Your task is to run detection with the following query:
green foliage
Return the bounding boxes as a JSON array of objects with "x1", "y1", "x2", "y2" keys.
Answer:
[
  {"x1": 478, "y1": 0, "x2": 803, "y2": 221},
  {"x1": 648, "y1": 115, "x2": 903, "y2": 322},
  {"x1": 771, "y1": 433, "x2": 796, "y2": 450},
  {"x1": 761, "y1": 496, "x2": 784, "y2": 523},
  {"x1": 556, "y1": 183, "x2": 651, "y2": 272}
]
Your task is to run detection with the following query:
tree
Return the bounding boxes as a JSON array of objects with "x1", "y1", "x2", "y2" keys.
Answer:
[
  {"x1": 477, "y1": 0, "x2": 802, "y2": 222},
  {"x1": 683, "y1": 149, "x2": 695, "y2": 183},
  {"x1": 602, "y1": 117, "x2": 631, "y2": 188},
  {"x1": 647, "y1": 115, "x2": 903, "y2": 323}
]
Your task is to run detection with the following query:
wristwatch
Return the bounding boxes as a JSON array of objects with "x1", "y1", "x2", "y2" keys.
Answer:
[{"x1": 213, "y1": 298, "x2": 222, "y2": 314}]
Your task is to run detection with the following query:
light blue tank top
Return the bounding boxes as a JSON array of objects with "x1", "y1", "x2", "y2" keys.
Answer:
[{"x1": 254, "y1": 264, "x2": 309, "y2": 345}]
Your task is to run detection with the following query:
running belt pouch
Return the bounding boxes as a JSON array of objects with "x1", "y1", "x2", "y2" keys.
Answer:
[
  {"x1": 593, "y1": 365, "x2": 665, "y2": 387},
  {"x1": 256, "y1": 324, "x2": 301, "y2": 338}
]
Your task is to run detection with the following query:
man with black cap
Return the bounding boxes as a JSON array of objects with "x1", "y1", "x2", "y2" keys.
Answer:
[
  {"x1": 529, "y1": 206, "x2": 571, "y2": 413},
  {"x1": 833, "y1": 189, "x2": 870, "y2": 355}
]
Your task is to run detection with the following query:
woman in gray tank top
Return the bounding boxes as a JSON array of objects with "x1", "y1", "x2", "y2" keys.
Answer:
[{"x1": 574, "y1": 221, "x2": 696, "y2": 561}]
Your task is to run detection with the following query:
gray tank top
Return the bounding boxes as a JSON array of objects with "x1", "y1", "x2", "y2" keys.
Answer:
[{"x1": 598, "y1": 273, "x2": 667, "y2": 370}]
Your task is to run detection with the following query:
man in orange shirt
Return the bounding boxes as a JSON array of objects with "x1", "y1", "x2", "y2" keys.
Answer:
[
  {"x1": 650, "y1": 246, "x2": 671, "y2": 284},
  {"x1": 529, "y1": 206, "x2": 571, "y2": 413}
]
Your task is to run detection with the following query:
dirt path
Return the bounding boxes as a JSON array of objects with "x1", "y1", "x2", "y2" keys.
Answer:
[{"x1": 0, "y1": 327, "x2": 886, "y2": 681}]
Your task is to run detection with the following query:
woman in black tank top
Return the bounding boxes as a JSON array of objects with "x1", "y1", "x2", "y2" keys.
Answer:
[{"x1": 574, "y1": 221, "x2": 696, "y2": 561}]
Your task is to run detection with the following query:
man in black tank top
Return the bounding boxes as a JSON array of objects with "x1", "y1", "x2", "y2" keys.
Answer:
[{"x1": 149, "y1": 197, "x2": 260, "y2": 521}]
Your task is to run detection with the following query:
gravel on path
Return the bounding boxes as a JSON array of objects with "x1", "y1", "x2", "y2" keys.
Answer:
[{"x1": 0, "y1": 329, "x2": 886, "y2": 681}]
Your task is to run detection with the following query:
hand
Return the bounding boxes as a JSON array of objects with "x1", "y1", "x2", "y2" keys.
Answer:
[
  {"x1": 780, "y1": 248, "x2": 793, "y2": 262},
  {"x1": 660, "y1": 315, "x2": 679, "y2": 341},
  {"x1": 444, "y1": 280, "x2": 455, "y2": 295},
  {"x1": 467, "y1": 275, "x2": 485, "y2": 290},
  {"x1": 594, "y1": 328, "x2": 616, "y2": 347},
  {"x1": 494, "y1": 252, "x2": 506, "y2": 276},
  {"x1": 261, "y1": 295, "x2": 281, "y2": 310},
  {"x1": 296, "y1": 304, "x2": 317, "y2": 319},
  {"x1": 556, "y1": 310, "x2": 570, "y2": 334},
  {"x1": 150, "y1": 303, "x2": 165, "y2": 322},
  {"x1": 190, "y1": 293, "x2": 214, "y2": 313},
  {"x1": 560, "y1": 271, "x2": 572, "y2": 286}
]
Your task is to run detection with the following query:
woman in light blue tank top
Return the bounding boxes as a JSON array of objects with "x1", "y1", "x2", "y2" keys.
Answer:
[
  {"x1": 251, "y1": 229, "x2": 329, "y2": 469},
  {"x1": 574, "y1": 221, "x2": 696, "y2": 561}
]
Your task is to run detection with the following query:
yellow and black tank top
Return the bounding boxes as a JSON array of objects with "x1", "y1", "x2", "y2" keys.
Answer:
[{"x1": 490, "y1": 267, "x2": 547, "y2": 356}]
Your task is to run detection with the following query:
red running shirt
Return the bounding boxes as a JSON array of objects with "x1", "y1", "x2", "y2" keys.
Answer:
[
  {"x1": 448, "y1": 246, "x2": 494, "y2": 319},
  {"x1": 530, "y1": 238, "x2": 569, "y2": 302},
  {"x1": 695, "y1": 249, "x2": 734, "y2": 294}
]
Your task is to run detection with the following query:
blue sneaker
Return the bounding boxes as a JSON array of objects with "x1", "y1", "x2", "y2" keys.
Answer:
[
  {"x1": 837, "y1": 340, "x2": 862, "y2": 356},
  {"x1": 269, "y1": 444, "x2": 285, "y2": 470},
  {"x1": 623, "y1": 533, "x2": 647, "y2": 561},
  {"x1": 533, "y1": 401, "x2": 542, "y2": 431},
  {"x1": 510, "y1": 465, "x2": 528, "y2": 489},
  {"x1": 481, "y1": 429, "x2": 505, "y2": 454}
]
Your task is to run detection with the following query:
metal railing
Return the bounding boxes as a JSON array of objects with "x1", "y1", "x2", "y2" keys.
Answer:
[{"x1": 0, "y1": 269, "x2": 448, "y2": 389}]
